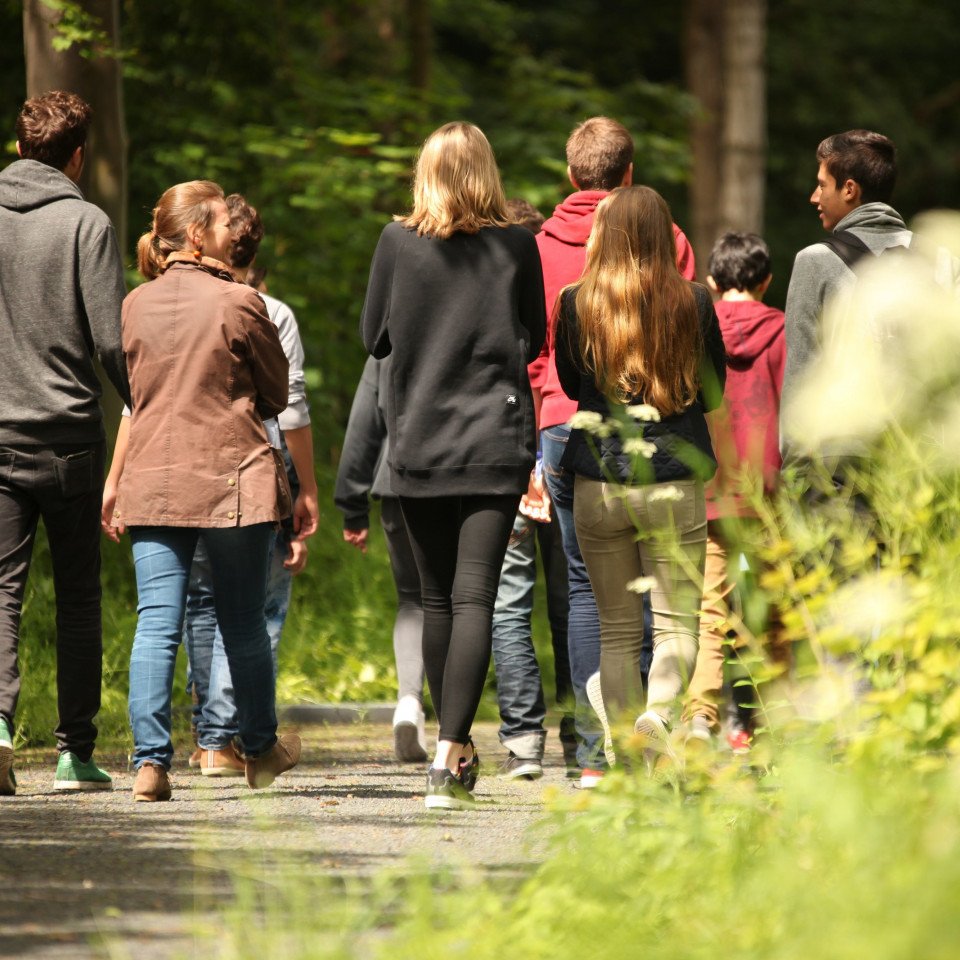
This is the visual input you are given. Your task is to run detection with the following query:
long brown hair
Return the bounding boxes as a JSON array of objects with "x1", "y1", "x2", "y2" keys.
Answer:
[
  {"x1": 397, "y1": 122, "x2": 509, "y2": 239},
  {"x1": 136, "y1": 180, "x2": 225, "y2": 280},
  {"x1": 571, "y1": 186, "x2": 700, "y2": 415}
]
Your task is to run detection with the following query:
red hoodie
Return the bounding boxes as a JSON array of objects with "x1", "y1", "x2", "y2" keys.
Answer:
[
  {"x1": 530, "y1": 190, "x2": 696, "y2": 430},
  {"x1": 705, "y1": 300, "x2": 785, "y2": 520}
]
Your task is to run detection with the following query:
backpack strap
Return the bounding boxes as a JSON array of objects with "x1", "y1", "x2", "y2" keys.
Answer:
[{"x1": 818, "y1": 229, "x2": 873, "y2": 270}]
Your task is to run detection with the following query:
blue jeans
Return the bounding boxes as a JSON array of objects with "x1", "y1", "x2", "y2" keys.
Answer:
[
  {"x1": 491, "y1": 511, "x2": 574, "y2": 760},
  {"x1": 541, "y1": 427, "x2": 654, "y2": 768},
  {"x1": 541, "y1": 427, "x2": 605, "y2": 768},
  {"x1": 184, "y1": 533, "x2": 288, "y2": 748},
  {"x1": 128, "y1": 524, "x2": 277, "y2": 768}
]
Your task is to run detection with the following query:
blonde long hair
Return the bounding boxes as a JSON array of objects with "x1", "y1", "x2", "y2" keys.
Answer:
[
  {"x1": 397, "y1": 122, "x2": 509, "y2": 239},
  {"x1": 570, "y1": 186, "x2": 700, "y2": 415},
  {"x1": 136, "y1": 180, "x2": 225, "y2": 280}
]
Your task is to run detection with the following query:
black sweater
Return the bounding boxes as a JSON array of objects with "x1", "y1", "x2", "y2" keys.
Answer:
[
  {"x1": 555, "y1": 282, "x2": 726, "y2": 485},
  {"x1": 360, "y1": 222, "x2": 546, "y2": 497},
  {"x1": 334, "y1": 355, "x2": 395, "y2": 531}
]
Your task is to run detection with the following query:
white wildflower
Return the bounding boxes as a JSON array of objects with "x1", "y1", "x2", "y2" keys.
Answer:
[
  {"x1": 623, "y1": 437, "x2": 657, "y2": 458},
  {"x1": 568, "y1": 411, "x2": 604, "y2": 432},
  {"x1": 648, "y1": 485, "x2": 683, "y2": 502},
  {"x1": 627, "y1": 404, "x2": 661, "y2": 422},
  {"x1": 627, "y1": 576, "x2": 657, "y2": 595}
]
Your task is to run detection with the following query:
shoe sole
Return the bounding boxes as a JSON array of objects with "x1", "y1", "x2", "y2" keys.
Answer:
[
  {"x1": 424, "y1": 794, "x2": 474, "y2": 811},
  {"x1": 0, "y1": 744, "x2": 14, "y2": 796},
  {"x1": 53, "y1": 779, "x2": 113, "y2": 791},
  {"x1": 500, "y1": 762, "x2": 543, "y2": 780},
  {"x1": 394, "y1": 723, "x2": 428, "y2": 763},
  {"x1": 133, "y1": 792, "x2": 171, "y2": 802},
  {"x1": 585, "y1": 673, "x2": 616, "y2": 766},
  {"x1": 199, "y1": 767, "x2": 245, "y2": 778}
]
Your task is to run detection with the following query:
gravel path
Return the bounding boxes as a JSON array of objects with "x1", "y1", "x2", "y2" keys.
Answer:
[{"x1": 0, "y1": 721, "x2": 571, "y2": 959}]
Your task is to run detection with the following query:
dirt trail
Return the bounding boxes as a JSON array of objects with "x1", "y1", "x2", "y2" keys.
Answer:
[{"x1": 0, "y1": 721, "x2": 569, "y2": 959}]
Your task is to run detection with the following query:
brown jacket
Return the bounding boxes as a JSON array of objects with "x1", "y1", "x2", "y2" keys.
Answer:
[{"x1": 117, "y1": 258, "x2": 289, "y2": 527}]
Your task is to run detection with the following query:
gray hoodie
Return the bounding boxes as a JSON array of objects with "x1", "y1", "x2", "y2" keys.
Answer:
[
  {"x1": 780, "y1": 202, "x2": 912, "y2": 460},
  {"x1": 0, "y1": 159, "x2": 130, "y2": 445}
]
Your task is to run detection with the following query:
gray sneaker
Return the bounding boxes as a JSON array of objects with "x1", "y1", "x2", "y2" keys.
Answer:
[{"x1": 498, "y1": 753, "x2": 543, "y2": 781}]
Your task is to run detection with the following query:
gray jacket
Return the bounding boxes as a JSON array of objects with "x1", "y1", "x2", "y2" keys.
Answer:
[
  {"x1": 780, "y1": 202, "x2": 911, "y2": 460},
  {"x1": 0, "y1": 159, "x2": 129, "y2": 445},
  {"x1": 334, "y1": 355, "x2": 395, "y2": 531}
]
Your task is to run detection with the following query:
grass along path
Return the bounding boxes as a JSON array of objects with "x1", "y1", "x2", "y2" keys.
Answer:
[{"x1": 0, "y1": 720, "x2": 566, "y2": 959}]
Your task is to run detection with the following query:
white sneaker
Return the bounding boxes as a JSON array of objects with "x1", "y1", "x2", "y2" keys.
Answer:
[
  {"x1": 393, "y1": 695, "x2": 427, "y2": 763},
  {"x1": 634, "y1": 710, "x2": 676, "y2": 772},
  {"x1": 687, "y1": 715, "x2": 714, "y2": 745},
  {"x1": 585, "y1": 671, "x2": 616, "y2": 765}
]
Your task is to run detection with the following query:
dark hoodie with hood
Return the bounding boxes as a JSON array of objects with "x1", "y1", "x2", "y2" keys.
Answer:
[
  {"x1": 0, "y1": 159, "x2": 129, "y2": 445},
  {"x1": 706, "y1": 298, "x2": 785, "y2": 520},
  {"x1": 531, "y1": 189, "x2": 696, "y2": 431}
]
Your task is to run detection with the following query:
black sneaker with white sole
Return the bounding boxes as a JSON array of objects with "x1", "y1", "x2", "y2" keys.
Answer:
[
  {"x1": 498, "y1": 753, "x2": 543, "y2": 780},
  {"x1": 425, "y1": 767, "x2": 475, "y2": 811},
  {"x1": 457, "y1": 738, "x2": 480, "y2": 793}
]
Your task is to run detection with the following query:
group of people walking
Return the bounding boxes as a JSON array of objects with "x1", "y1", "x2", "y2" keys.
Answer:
[{"x1": 0, "y1": 87, "x2": 915, "y2": 809}]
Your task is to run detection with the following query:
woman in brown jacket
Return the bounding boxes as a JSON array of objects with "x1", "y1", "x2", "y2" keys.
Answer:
[{"x1": 113, "y1": 180, "x2": 300, "y2": 801}]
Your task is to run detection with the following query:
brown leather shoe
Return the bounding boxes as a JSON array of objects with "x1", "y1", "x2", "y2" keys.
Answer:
[
  {"x1": 245, "y1": 734, "x2": 301, "y2": 789},
  {"x1": 200, "y1": 744, "x2": 245, "y2": 778},
  {"x1": 188, "y1": 747, "x2": 203, "y2": 768},
  {"x1": 133, "y1": 762, "x2": 172, "y2": 802}
]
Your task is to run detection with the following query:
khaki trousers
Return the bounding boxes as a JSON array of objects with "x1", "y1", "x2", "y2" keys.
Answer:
[{"x1": 573, "y1": 477, "x2": 706, "y2": 727}]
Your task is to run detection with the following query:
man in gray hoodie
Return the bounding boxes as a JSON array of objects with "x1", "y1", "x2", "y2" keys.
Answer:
[
  {"x1": 780, "y1": 130, "x2": 911, "y2": 463},
  {"x1": 0, "y1": 91, "x2": 130, "y2": 795}
]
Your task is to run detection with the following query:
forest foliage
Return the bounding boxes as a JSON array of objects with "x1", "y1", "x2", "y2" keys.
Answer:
[{"x1": 1, "y1": 0, "x2": 960, "y2": 741}]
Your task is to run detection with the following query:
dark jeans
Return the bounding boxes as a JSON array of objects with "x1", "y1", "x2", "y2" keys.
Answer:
[
  {"x1": 400, "y1": 494, "x2": 519, "y2": 744},
  {"x1": 0, "y1": 441, "x2": 106, "y2": 760},
  {"x1": 491, "y1": 510, "x2": 574, "y2": 758}
]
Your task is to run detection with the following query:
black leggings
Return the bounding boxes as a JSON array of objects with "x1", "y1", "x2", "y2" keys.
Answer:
[{"x1": 400, "y1": 494, "x2": 520, "y2": 744}]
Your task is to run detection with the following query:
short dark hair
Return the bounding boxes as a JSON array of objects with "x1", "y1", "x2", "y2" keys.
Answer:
[
  {"x1": 16, "y1": 90, "x2": 92, "y2": 171},
  {"x1": 225, "y1": 193, "x2": 264, "y2": 269},
  {"x1": 566, "y1": 117, "x2": 634, "y2": 191},
  {"x1": 816, "y1": 130, "x2": 897, "y2": 204},
  {"x1": 505, "y1": 198, "x2": 544, "y2": 234},
  {"x1": 708, "y1": 232, "x2": 771, "y2": 293}
]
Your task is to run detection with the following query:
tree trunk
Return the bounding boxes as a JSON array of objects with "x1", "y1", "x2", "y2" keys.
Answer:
[
  {"x1": 717, "y1": 0, "x2": 767, "y2": 237},
  {"x1": 23, "y1": 0, "x2": 127, "y2": 436},
  {"x1": 683, "y1": 0, "x2": 724, "y2": 279},
  {"x1": 23, "y1": 0, "x2": 127, "y2": 252},
  {"x1": 406, "y1": 0, "x2": 430, "y2": 93}
]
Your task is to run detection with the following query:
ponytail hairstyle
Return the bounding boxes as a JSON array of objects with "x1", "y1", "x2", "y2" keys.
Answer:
[
  {"x1": 397, "y1": 122, "x2": 509, "y2": 239},
  {"x1": 570, "y1": 185, "x2": 700, "y2": 415},
  {"x1": 136, "y1": 180, "x2": 226, "y2": 280}
]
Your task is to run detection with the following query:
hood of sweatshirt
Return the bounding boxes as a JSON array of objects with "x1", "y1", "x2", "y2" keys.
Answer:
[
  {"x1": 715, "y1": 300, "x2": 784, "y2": 370},
  {"x1": 835, "y1": 202, "x2": 911, "y2": 252},
  {"x1": 540, "y1": 190, "x2": 608, "y2": 246},
  {"x1": 0, "y1": 159, "x2": 83, "y2": 212}
]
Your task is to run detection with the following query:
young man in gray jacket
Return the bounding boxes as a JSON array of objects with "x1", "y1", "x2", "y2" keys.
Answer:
[
  {"x1": 0, "y1": 91, "x2": 130, "y2": 795},
  {"x1": 780, "y1": 130, "x2": 911, "y2": 464}
]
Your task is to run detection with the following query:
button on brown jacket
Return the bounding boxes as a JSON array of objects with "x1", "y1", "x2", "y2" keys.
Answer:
[{"x1": 117, "y1": 258, "x2": 289, "y2": 528}]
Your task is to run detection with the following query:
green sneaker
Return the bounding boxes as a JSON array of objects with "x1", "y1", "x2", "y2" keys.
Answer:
[
  {"x1": 53, "y1": 751, "x2": 113, "y2": 791},
  {"x1": 0, "y1": 717, "x2": 14, "y2": 797}
]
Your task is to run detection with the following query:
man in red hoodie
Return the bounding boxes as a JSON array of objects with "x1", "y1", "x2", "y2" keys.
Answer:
[
  {"x1": 534, "y1": 117, "x2": 696, "y2": 786},
  {"x1": 686, "y1": 232, "x2": 785, "y2": 752}
]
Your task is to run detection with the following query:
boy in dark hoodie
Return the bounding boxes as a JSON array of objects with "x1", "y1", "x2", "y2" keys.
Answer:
[
  {"x1": 0, "y1": 92, "x2": 129, "y2": 795},
  {"x1": 685, "y1": 232, "x2": 784, "y2": 751},
  {"x1": 533, "y1": 117, "x2": 696, "y2": 785}
]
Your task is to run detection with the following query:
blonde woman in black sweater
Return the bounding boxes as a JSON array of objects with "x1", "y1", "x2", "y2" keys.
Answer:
[{"x1": 361, "y1": 122, "x2": 545, "y2": 810}]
